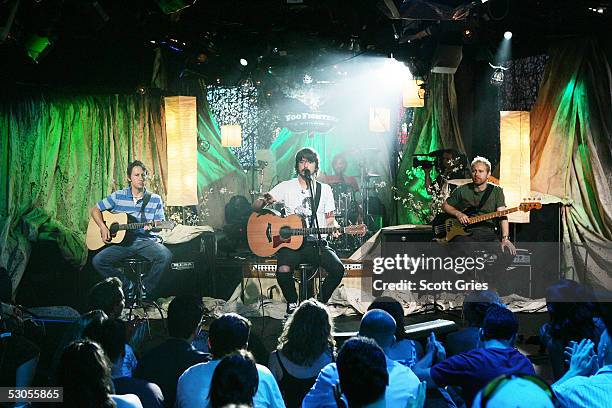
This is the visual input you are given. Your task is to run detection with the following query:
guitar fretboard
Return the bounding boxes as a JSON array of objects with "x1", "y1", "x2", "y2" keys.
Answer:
[
  {"x1": 288, "y1": 227, "x2": 343, "y2": 235},
  {"x1": 468, "y1": 207, "x2": 519, "y2": 224},
  {"x1": 117, "y1": 222, "x2": 157, "y2": 231}
]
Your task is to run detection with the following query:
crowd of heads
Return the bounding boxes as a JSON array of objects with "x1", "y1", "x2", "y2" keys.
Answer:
[{"x1": 3, "y1": 277, "x2": 611, "y2": 408}]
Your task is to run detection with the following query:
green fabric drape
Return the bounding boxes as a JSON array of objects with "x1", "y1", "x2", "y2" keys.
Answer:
[
  {"x1": 394, "y1": 73, "x2": 465, "y2": 225},
  {"x1": 530, "y1": 38, "x2": 612, "y2": 289},
  {"x1": 0, "y1": 93, "x2": 167, "y2": 293}
]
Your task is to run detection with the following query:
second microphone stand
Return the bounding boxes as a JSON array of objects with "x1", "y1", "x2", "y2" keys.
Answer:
[{"x1": 305, "y1": 171, "x2": 324, "y2": 300}]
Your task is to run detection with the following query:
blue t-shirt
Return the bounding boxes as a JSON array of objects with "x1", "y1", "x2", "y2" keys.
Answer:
[{"x1": 430, "y1": 347, "x2": 535, "y2": 405}]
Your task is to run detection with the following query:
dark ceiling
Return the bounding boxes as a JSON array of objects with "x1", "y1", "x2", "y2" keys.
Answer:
[{"x1": 1, "y1": 0, "x2": 610, "y2": 91}]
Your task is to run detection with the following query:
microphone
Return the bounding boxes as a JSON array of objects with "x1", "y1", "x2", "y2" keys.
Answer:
[{"x1": 303, "y1": 169, "x2": 312, "y2": 180}]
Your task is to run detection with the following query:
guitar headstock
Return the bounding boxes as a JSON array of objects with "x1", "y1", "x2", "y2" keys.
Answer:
[
  {"x1": 158, "y1": 220, "x2": 177, "y2": 230},
  {"x1": 345, "y1": 224, "x2": 367, "y2": 237},
  {"x1": 519, "y1": 198, "x2": 542, "y2": 212}
]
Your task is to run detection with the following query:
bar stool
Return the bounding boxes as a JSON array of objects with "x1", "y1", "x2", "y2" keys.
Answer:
[
  {"x1": 120, "y1": 256, "x2": 164, "y2": 335},
  {"x1": 294, "y1": 264, "x2": 322, "y2": 303}
]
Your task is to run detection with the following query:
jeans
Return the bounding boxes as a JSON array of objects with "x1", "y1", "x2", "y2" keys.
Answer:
[
  {"x1": 276, "y1": 241, "x2": 345, "y2": 304},
  {"x1": 92, "y1": 239, "x2": 172, "y2": 296}
]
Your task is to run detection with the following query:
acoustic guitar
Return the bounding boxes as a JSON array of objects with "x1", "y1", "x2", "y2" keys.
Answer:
[
  {"x1": 247, "y1": 212, "x2": 367, "y2": 257},
  {"x1": 432, "y1": 201, "x2": 542, "y2": 242},
  {"x1": 86, "y1": 211, "x2": 176, "y2": 250}
]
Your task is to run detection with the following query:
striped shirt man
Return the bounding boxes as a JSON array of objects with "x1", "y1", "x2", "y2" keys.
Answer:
[{"x1": 97, "y1": 187, "x2": 166, "y2": 241}]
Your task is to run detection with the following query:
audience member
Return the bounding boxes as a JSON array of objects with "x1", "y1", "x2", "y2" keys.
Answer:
[
  {"x1": 551, "y1": 329, "x2": 612, "y2": 407},
  {"x1": 303, "y1": 309, "x2": 421, "y2": 408},
  {"x1": 540, "y1": 279, "x2": 604, "y2": 380},
  {"x1": 56, "y1": 339, "x2": 142, "y2": 408},
  {"x1": 367, "y1": 296, "x2": 423, "y2": 366},
  {"x1": 268, "y1": 299, "x2": 335, "y2": 407},
  {"x1": 88, "y1": 277, "x2": 126, "y2": 319},
  {"x1": 134, "y1": 295, "x2": 210, "y2": 408},
  {"x1": 472, "y1": 374, "x2": 556, "y2": 408},
  {"x1": 336, "y1": 337, "x2": 388, "y2": 408},
  {"x1": 87, "y1": 278, "x2": 141, "y2": 375},
  {"x1": 87, "y1": 278, "x2": 141, "y2": 377},
  {"x1": 52, "y1": 309, "x2": 108, "y2": 376},
  {"x1": 413, "y1": 304, "x2": 535, "y2": 406},
  {"x1": 209, "y1": 350, "x2": 259, "y2": 408},
  {"x1": 176, "y1": 313, "x2": 284, "y2": 408},
  {"x1": 446, "y1": 291, "x2": 502, "y2": 356},
  {"x1": 86, "y1": 318, "x2": 164, "y2": 408}
]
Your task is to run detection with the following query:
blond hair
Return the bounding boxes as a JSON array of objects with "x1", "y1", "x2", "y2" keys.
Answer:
[{"x1": 471, "y1": 156, "x2": 491, "y2": 172}]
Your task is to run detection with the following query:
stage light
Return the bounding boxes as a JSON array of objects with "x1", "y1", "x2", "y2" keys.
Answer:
[
  {"x1": 221, "y1": 124, "x2": 242, "y2": 147},
  {"x1": 240, "y1": 58, "x2": 248, "y2": 66},
  {"x1": 164, "y1": 96, "x2": 198, "y2": 206},
  {"x1": 504, "y1": 31, "x2": 512, "y2": 40}
]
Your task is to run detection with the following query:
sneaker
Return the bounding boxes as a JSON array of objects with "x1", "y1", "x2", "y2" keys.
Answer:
[{"x1": 286, "y1": 302, "x2": 298, "y2": 315}]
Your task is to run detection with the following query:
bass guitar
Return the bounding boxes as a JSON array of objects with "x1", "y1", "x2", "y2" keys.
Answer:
[
  {"x1": 247, "y1": 212, "x2": 367, "y2": 257},
  {"x1": 86, "y1": 211, "x2": 176, "y2": 250},
  {"x1": 432, "y1": 201, "x2": 542, "y2": 242}
]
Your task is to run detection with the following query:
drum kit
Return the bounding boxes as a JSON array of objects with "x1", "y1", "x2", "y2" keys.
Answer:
[{"x1": 328, "y1": 147, "x2": 386, "y2": 255}]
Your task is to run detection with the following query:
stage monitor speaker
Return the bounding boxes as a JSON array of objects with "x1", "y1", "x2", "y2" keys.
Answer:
[{"x1": 431, "y1": 45, "x2": 463, "y2": 74}]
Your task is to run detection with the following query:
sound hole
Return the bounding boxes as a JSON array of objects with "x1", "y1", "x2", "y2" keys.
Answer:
[
  {"x1": 279, "y1": 226, "x2": 292, "y2": 239},
  {"x1": 109, "y1": 223, "x2": 119, "y2": 236}
]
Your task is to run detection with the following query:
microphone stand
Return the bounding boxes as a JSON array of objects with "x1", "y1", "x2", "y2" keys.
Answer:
[{"x1": 305, "y1": 171, "x2": 324, "y2": 299}]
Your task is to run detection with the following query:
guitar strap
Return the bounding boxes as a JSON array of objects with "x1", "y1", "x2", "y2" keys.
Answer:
[
  {"x1": 140, "y1": 192, "x2": 152, "y2": 223},
  {"x1": 476, "y1": 184, "x2": 494, "y2": 210},
  {"x1": 309, "y1": 182, "x2": 322, "y2": 227}
]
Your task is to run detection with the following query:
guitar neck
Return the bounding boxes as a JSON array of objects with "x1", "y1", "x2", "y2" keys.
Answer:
[
  {"x1": 288, "y1": 226, "x2": 343, "y2": 236},
  {"x1": 468, "y1": 207, "x2": 518, "y2": 224},
  {"x1": 117, "y1": 221, "x2": 157, "y2": 231}
]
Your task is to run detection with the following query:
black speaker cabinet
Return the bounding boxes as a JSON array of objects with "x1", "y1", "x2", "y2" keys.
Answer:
[
  {"x1": 513, "y1": 203, "x2": 561, "y2": 297},
  {"x1": 162, "y1": 232, "x2": 216, "y2": 297}
]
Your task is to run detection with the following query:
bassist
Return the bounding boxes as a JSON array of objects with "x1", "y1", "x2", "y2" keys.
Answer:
[
  {"x1": 253, "y1": 148, "x2": 345, "y2": 314},
  {"x1": 90, "y1": 160, "x2": 172, "y2": 301},
  {"x1": 441, "y1": 156, "x2": 516, "y2": 283}
]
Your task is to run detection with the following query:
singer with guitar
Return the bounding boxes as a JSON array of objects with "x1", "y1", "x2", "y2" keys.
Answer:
[
  {"x1": 90, "y1": 160, "x2": 172, "y2": 301},
  {"x1": 441, "y1": 156, "x2": 516, "y2": 283},
  {"x1": 252, "y1": 148, "x2": 345, "y2": 314}
]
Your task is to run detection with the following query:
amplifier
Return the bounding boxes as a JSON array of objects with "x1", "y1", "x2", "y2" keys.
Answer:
[
  {"x1": 243, "y1": 260, "x2": 366, "y2": 278},
  {"x1": 161, "y1": 232, "x2": 216, "y2": 297},
  {"x1": 171, "y1": 261, "x2": 196, "y2": 271}
]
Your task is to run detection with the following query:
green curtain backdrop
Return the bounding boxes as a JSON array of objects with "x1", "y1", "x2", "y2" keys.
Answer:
[
  {"x1": 0, "y1": 93, "x2": 168, "y2": 293},
  {"x1": 394, "y1": 73, "x2": 466, "y2": 225},
  {"x1": 530, "y1": 38, "x2": 612, "y2": 289}
]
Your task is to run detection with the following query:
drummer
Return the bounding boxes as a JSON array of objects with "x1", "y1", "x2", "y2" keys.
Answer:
[{"x1": 319, "y1": 154, "x2": 360, "y2": 192}]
